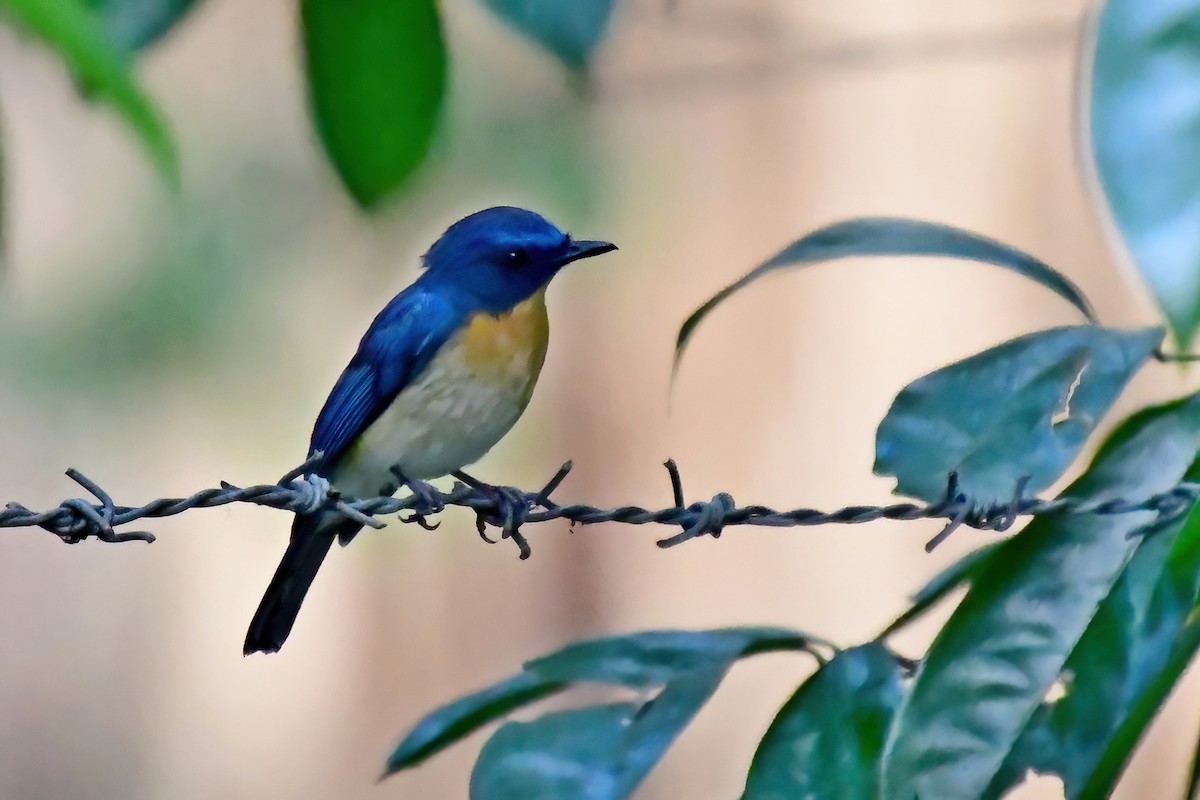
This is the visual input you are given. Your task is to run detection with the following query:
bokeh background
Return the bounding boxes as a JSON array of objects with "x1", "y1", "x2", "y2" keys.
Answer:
[{"x1": 0, "y1": 0, "x2": 1193, "y2": 797}]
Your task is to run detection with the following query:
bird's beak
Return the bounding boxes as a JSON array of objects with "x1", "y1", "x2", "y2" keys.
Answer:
[{"x1": 559, "y1": 239, "x2": 618, "y2": 267}]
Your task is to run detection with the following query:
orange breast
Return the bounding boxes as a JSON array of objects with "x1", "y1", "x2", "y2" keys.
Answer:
[{"x1": 461, "y1": 289, "x2": 550, "y2": 385}]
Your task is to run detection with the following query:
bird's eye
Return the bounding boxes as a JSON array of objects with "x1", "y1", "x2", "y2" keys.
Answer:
[{"x1": 505, "y1": 249, "x2": 529, "y2": 268}]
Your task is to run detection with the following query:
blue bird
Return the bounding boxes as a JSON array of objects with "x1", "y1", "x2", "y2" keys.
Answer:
[{"x1": 244, "y1": 207, "x2": 616, "y2": 654}]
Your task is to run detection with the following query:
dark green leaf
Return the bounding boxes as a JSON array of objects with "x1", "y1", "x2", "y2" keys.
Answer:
[
  {"x1": 0, "y1": 0, "x2": 178, "y2": 183},
  {"x1": 674, "y1": 217, "x2": 1097, "y2": 373},
  {"x1": 525, "y1": 627, "x2": 822, "y2": 688},
  {"x1": 470, "y1": 703, "x2": 638, "y2": 800},
  {"x1": 742, "y1": 644, "x2": 905, "y2": 800},
  {"x1": 612, "y1": 667, "x2": 729, "y2": 796},
  {"x1": 988, "y1": 445, "x2": 1200, "y2": 799},
  {"x1": 82, "y1": 0, "x2": 198, "y2": 51},
  {"x1": 385, "y1": 672, "x2": 567, "y2": 774},
  {"x1": 470, "y1": 668, "x2": 726, "y2": 800},
  {"x1": 479, "y1": 0, "x2": 615, "y2": 69},
  {"x1": 881, "y1": 393, "x2": 1200, "y2": 800},
  {"x1": 1080, "y1": 609, "x2": 1200, "y2": 797},
  {"x1": 1090, "y1": 1, "x2": 1200, "y2": 346},
  {"x1": 302, "y1": 0, "x2": 446, "y2": 208},
  {"x1": 880, "y1": 542, "x2": 1003, "y2": 638},
  {"x1": 874, "y1": 325, "x2": 1163, "y2": 505}
]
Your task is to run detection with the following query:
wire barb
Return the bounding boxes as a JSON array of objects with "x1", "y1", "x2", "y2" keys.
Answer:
[{"x1": 3, "y1": 462, "x2": 1200, "y2": 558}]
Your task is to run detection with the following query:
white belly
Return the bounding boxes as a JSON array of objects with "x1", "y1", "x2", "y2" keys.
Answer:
[{"x1": 328, "y1": 316, "x2": 546, "y2": 497}]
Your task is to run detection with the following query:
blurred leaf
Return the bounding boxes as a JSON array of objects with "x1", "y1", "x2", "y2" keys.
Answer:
[
  {"x1": 0, "y1": 107, "x2": 6, "y2": 273},
  {"x1": 0, "y1": 0, "x2": 178, "y2": 183},
  {"x1": 302, "y1": 0, "x2": 446, "y2": 208},
  {"x1": 1090, "y1": 1, "x2": 1200, "y2": 347},
  {"x1": 674, "y1": 217, "x2": 1097, "y2": 374},
  {"x1": 881, "y1": 392, "x2": 1200, "y2": 800},
  {"x1": 986, "y1": 439, "x2": 1200, "y2": 798},
  {"x1": 479, "y1": 0, "x2": 615, "y2": 69},
  {"x1": 454, "y1": 104, "x2": 602, "y2": 224},
  {"x1": 741, "y1": 644, "x2": 905, "y2": 800},
  {"x1": 470, "y1": 668, "x2": 727, "y2": 800},
  {"x1": 874, "y1": 325, "x2": 1163, "y2": 505},
  {"x1": 525, "y1": 627, "x2": 823, "y2": 688},
  {"x1": 880, "y1": 541, "x2": 1003, "y2": 638},
  {"x1": 82, "y1": 0, "x2": 198, "y2": 51},
  {"x1": 0, "y1": 162, "x2": 322, "y2": 406},
  {"x1": 387, "y1": 672, "x2": 567, "y2": 773},
  {"x1": 4, "y1": 222, "x2": 242, "y2": 394}
]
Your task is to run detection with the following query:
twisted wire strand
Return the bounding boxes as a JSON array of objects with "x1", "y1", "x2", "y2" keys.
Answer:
[{"x1": 4, "y1": 459, "x2": 1199, "y2": 557}]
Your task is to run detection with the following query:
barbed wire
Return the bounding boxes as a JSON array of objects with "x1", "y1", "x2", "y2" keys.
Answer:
[{"x1": 4, "y1": 457, "x2": 1199, "y2": 557}]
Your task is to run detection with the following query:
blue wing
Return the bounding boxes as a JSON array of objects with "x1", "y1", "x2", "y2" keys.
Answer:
[{"x1": 307, "y1": 286, "x2": 462, "y2": 473}]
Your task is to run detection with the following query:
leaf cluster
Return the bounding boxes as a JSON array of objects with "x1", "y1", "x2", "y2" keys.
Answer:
[
  {"x1": 387, "y1": 215, "x2": 1200, "y2": 798},
  {"x1": 0, "y1": 0, "x2": 614, "y2": 211}
]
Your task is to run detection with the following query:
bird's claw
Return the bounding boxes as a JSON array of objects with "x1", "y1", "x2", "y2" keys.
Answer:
[
  {"x1": 391, "y1": 468, "x2": 444, "y2": 531},
  {"x1": 402, "y1": 511, "x2": 441, "y2": 531},
  {"x1": 454, "y1": 472, "x2": 534, "y2": 559}
]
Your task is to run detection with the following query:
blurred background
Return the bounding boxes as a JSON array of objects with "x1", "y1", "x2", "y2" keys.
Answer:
[{"x1": 0, "y1": 0, "x2": 1192, "y2": 797}]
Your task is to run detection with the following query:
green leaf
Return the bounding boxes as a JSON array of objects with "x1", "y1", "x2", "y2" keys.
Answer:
[
  {"x1": 741, "y1": 644, "x2": 906, "y2": 800},
  {"x1": 0, "y1": 0, "x2": 178, "y2": 183},
  {"x1": 880, "y1": 541, "x2": 1003, "y2": 638},
  {"x1": 470, "y1": 668, "x2": 728, "y2": 800},
  {"x1": 470, "y1": 703, "x2": 637, "y2": 800},
  {"x1": 881, "y1": 392, "x2": 1200, "y2": 800},
  {"x1": 612, "y1": 667, "x2": 729, "y2": 796},
  {"x1": 1080, "y1": 609, "x2": 1200, "y2": 797},
  {"x1": 674, "y1": 217, "x2": 1098, "y2": 374},
  {"x1": 384, "y1": 627, "x2": 823, "y2": 782},
  {"x1": 386, "y1": 672, "x2": 567, "y2": 773},
  {"x1": 874, "y1": 325, "x2": 1163, "y2": 505},
  {"x1": 82, "y1": 0, "x2": 198, "y2": 52},
  {"x1": 302, "y1": 0, "x2": 447, "y2": 208},
  {"x1": 525, "y1": 627, "x2": 824, "y2": 688},
  {"x1": 479, "y1": 0, "x2": 615, "y2": 69},
  {"x1": 466, "y1": 630, "x2": 823, "y2": 798},
  {"x1": 1089, "y1": 1, "x2": 1200, "y2": 347},
  {"x1": 987, "y1": 446, "x2": 1200, "y2": 798}
]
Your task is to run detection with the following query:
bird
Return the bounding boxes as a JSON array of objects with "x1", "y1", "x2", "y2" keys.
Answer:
[{"x1": 244, "y1": 207, "x2": 617, "y2": 655}]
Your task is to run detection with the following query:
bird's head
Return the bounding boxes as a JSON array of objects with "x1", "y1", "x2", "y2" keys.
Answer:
[{"x1": 421, "y1": 207, "x2": 617, "y2": 313}]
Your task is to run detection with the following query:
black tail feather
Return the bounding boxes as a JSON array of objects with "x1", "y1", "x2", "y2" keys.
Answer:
[{"x1": 244, "y1": 515, "x2": 340, "y2": 655}]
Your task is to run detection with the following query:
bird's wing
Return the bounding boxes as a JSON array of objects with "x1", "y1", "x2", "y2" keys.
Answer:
[{"x1": 307, "y1": 287, "x2": 460, "y2": 472}]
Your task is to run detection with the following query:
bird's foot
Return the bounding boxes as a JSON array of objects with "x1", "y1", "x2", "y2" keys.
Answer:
[
  {"x1": 390, "y1": 468, "x2": 444, "y2": 531},
  {"x1": 452, "y1": 470, "x2": 534, "y2": 560}
]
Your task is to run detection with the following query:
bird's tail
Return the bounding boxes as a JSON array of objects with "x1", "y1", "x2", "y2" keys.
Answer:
[{"x1": 244, "y1": 514, "x2": 342, "y2": 655}]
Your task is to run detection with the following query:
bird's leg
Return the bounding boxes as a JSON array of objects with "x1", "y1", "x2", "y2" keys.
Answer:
[
  {"x1": 390, "y1": 466, "x2": 443, "y2": 531},
  {"x1": 452, "y1": 470, "x2": 533, "y2": 559}
]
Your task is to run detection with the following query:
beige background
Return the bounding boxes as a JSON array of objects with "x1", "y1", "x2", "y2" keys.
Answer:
[{"x1": 0, "y1": 0, "x2": 1193, "y2": 797}]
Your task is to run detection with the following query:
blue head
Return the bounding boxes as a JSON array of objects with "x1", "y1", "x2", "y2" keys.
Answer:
[{"x1": 420, "y1": 207, "x2": 617, "y2": 313}]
